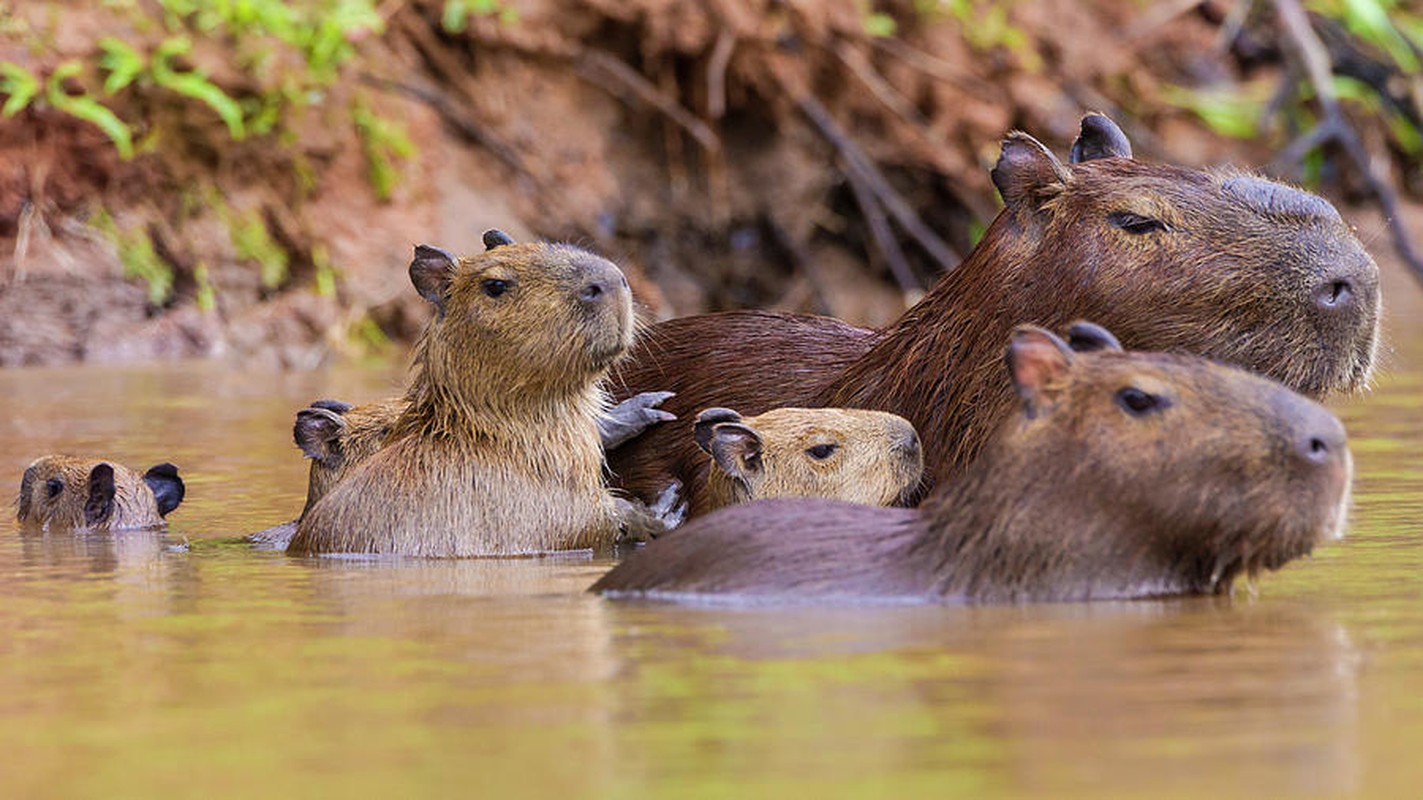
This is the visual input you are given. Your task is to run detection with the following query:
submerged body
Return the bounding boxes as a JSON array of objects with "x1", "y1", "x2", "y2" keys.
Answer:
[
  {"x1": 607, "y1": 114, "x2": 1380, "y2": 514},
  {"x1": 594, "y1": 324, "x2": 1352, "y2": 604}
]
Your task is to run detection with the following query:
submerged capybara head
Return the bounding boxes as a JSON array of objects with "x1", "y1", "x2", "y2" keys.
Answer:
[
  {"x1": 694, "y1": 406, "x2": 923, "y2": 510},
  {"x1": 407, "y1": 230, "x2": 635, "y2": 405},
  {"x1": 16, "y1": 456, "x2": 185, "y2": 530},
  {"x1": 940, "y1": 321, "x2": 1353, "y2": 599},
  {"x1": 990, "y1": 115, "x2": 1378, "y2": 397}
]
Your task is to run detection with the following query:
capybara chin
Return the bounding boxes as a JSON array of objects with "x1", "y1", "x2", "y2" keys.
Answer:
[
  {"x1": 287, "y1": 231, "x2": 636, "y2": 557},
  {"x1": 17, "y1": 456, "x2": 185, "y2": 531},
  {"x1": 592, "y1": 323, "x2": 1352, "y2": 604},
  {"x1": 607, "y1": 113, "x2": 1379, "y2": 513},
  {"x1": 694, "y1": 406, "x2": 922, "y2": 513}
]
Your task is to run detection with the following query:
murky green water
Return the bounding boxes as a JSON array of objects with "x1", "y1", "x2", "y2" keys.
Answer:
[{"x1": 3, "y1": 265, "x2": 1422, "y2": 799}]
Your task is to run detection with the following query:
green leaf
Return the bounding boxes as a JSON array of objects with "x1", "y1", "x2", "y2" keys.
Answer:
[
  {"x1": 0, "y1": 61, "x2": 39, "y2": 117},
  {"x1": 864, "y1": 12, "x2": 897, "y2": 38},
  {"x1": 152, "y1": 36, "x2": 247, "y2": 139},
  {"x1": 97, "y1": 37, "x2": 146, "y2": 95},
  {"x1": 45, "y1": 62, "x2": 135, "y2": 158}
]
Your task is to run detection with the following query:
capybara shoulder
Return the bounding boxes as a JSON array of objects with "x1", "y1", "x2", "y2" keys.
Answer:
[
  {"x1": 593, "y1": 322, "x2": 1352, "y2": 603},
  {"x1": 288, "y1": 231, "x2": 636, "y2": 557},
  {"x1": 17, "y1": 456, "x2": 185, "y2": 530},
  {"x1": 694, "y1": 406, "x2": 921, "y2": 513},
  {"x1": 608, "y1": 113, "x2": 1378, "y2": 511}
]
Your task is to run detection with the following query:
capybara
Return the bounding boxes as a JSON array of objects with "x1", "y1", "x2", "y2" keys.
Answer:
[
  {"x1": 592, "y1": 323, "x2": 1352, "y2": 603},
  {"x1": 694, "y1": 406, "x2": 922, "y2": 513},
  {"x1": 248, "y1": 390, "x2": 675, "y2": 547},
  {"x1": 606, "y1": 113, "x2": 1379, "y2": 513},
  {"x1": 17, "y1": 456, "x2": 185, "y2": 530},
  {"x1": 287, "y1": 230, "x2": 638, "y2": 556}
]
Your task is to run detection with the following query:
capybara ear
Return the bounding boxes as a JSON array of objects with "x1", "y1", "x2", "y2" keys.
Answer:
[
  {"x1": 1066, "y1": 320, "x2": 1123, "y2": 353},
  {"x1": 84, "y1": 463, "x2": 117, "y2": 526},
  {"x1": 694, "y1": 408, "x2": 744, "y2": 454},
  {"x1": 309, "y1": 398, "x2": 353, "y2": 414},
  {"x1": 410, "y1": 244, "x2": 459, "y2": 317},
  {"x1": 294, "y1": 407, "x2": 348, "y2": 466},
  {"x1": 1069, "y1": 113, "x2": 1132, "y2": 163},
  {"x1": 1007, "y1": 325, "x2": 1074, "y2": 419},
  {"x1": 143, "y1": 463, "x2": 185, "y2": 518},
  {"x1": 991, "y1": 132, "x2": 1069, "y2": 212},
  {"x1": 708, "y1": 423, "x2": 765, "y2": 484},
  {"x1": 17, "y1": 462, "x2": 36, "y2": 522},
  {"x1": 483, "y1": 229, "x2": 516, "y2": 250}
]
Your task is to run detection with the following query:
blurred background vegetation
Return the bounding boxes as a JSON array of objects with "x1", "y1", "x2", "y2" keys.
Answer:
[{"x1": 1, "y1": 0, "x2": 1421, "y2": 367}]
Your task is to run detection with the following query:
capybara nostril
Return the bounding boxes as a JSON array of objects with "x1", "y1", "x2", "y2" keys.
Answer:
[
  {"x1": 1314, "y1": 278, "x2": 1353, "y2": 312},
  {"x1": 1291, "y1": 404, "x2": 1347, "y2": 467},
  {"x1": 580, "y1": 281, "x2": 607, "y2": 303}
]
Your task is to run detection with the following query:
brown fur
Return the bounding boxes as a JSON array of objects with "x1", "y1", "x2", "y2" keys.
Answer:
[
  {"x1": 606, "y1": 115, "x2": 1379, "y2": 513},
  {"x1": 697, "y1": 407, "x2": 922, "y2": 514},
  {"x1": 593, "y1": 325, "x2": 1352, "y2": 603},
  {"x1": 287, "y1": 236, "x2": 634, "y2": 557},
  {"x1": 17, "y1": 456, "x2": 185, "y2": 530}
]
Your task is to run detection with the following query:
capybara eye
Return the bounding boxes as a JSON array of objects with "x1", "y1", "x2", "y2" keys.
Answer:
[
  {"x1": 1115, "y1": 387, "x2": 1169, "y2": 416},
  {"x1": 806, "y1": 443, "x2": 839, "y2": 460},
  {"x1": 1107, "y1": 211, "x2": 1169, "y2": 235},
  {"x1": 45, "y1": 478, "x2": 63, "y2": 498},
  {"x1": 481, "y1": 278, "x2": 511, "y2": 298}
]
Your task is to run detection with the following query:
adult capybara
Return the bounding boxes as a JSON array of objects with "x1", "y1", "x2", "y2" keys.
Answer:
[
  {"x1": 17, "y1": 456, "x2": 185, "y2": 530},
  {"x1": 288, "y1": 231, "x2": 638, "y2": 556},
  {"x1": 592, "y1": 323, "x2": 1352, "y2": 603},
  {"x1": 694, "y1": 406, "x2": 922, "y2": 514},
  {"x1": 606, "y1": 114, "x2": 1379, "y2": 513}
]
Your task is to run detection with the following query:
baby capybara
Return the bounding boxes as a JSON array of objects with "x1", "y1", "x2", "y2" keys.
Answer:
[
  {"x1": 607, "y1": 114, "x2": 1379, "y2": 513},
  {"x1": 694, "y1": 407, "x2": 922, "y2": 513},
  {"x1": 17, "y1": 456, "x2": 185, "y2": 530},
  {"x1": 593, "y1": 323, "x2": 1351, "y2": 603},
  {"x1": 288, "y1": 231, "x2": 637, "y2": 556}
]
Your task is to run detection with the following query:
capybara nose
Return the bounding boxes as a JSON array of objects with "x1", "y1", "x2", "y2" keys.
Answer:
[
  {"x1": 1292, "y1": 406, "x2": 1348, "y2": 468},
  {"x1": 893, "y1": 428, "x2": 921, "y2": 459},
  {"x1": 580, "y1": 280, "x2": 609, "y2": 303},
  {"x1": 1312, "y1": 277, "x2": 1354, "y2": 313}
]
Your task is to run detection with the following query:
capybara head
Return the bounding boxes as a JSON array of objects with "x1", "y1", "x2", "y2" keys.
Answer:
[
  {"x1": 407, "y1": 231, "x2": 635, "y2": 405},
  {"x1": 694, "y1": 407, "x2": 923, "y2": 510},
  {"x1": 292, "y1": 397, "x2": 402, "y2": 519},
  {"x1": 937, "y1": 321, "x2": 1352, "y2": 600},
  {"x1": 990, "y1": 114, "x2": 1378, "y2": 397},
  {"x1": 17, "y1": 456, "x2": 185, "y2": 530}
]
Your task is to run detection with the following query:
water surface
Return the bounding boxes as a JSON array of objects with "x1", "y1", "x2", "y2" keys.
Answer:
[{"x1": 2, "y1": 272, "x2": 1421, "y2": 799}]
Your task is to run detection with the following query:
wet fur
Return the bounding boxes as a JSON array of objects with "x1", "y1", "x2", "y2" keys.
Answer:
[
  {"x1": 606, "y1": 119, "x2": 1379, "y2": 512},
  {"x1": 17, "y1": 456, "x2": 183, "y2": 530},
  {"x1": 595, "y1": 338, "x2": 1352, "y2": 603}
]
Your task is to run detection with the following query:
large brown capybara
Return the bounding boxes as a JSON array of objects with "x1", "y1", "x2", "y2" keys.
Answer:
[
  {"x1": 592, "y1": 323, "x2": 1352, "y2": 603},
  {"x1": 17, "y1": 456, "x2": 185, "y2": 530},
  {"x1": 694, "y1": 406, "x2": 922, "y2": 514},
  {"x1": 287, "y1": 231, "x2": 640, "y2": 557},
  {"x1": 606, "y1": 114, "x2": 1379, "y2": 514}
]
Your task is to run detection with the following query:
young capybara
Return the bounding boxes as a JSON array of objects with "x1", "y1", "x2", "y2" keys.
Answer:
[
  {"x1": 247, "y1": 390, "x2": 676, "y2": 547},
  {"x1": 592, "y1": 323, "x2": 1352, "y2": 603},
  {"x1": 17, "y1": 456, "x2": 185, "y2": 530},
  {"x1": 606, "y1": 114, "x2": 1379, "y2": 514},
  {"x1": 287, "y1": 230, "x2": 639, "y2": 557},
  {"x1": 694, "y1": 406, "x2": 922, "y2": 513}
]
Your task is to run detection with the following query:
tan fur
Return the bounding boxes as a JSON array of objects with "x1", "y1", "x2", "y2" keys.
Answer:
[
  {"x1": 296, "y1": 397, "x2": 404, "y2": 520},
  {"x1": 17, "y1": 456, "x2": 168, "y2": 530},
  {"x1": 594, "y1": 325, "x2": 1353, "y2": 603},
  {"x1": 287, "y1": 240, "x2": 634, "y2": 557},
  {"x1": 701, "y1": 408, "x2": 922, "y2": 513}
]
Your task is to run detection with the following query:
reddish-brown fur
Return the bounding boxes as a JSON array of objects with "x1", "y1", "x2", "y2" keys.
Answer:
[
  {"x1": 593, "y1": 324, "x2": 1352, "y2": 604},
  {"x1": 607, "y1": 115, "x2": 1379, "y2": 513}
]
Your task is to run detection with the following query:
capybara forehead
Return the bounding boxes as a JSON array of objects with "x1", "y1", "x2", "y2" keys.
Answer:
[
  {"x1": 456, "y1": 243, "x2": 614, "y2": 286},
  {"x1": 24, "y1": 455, "x2": 106, "y2": 484},
  {"x1": 748, "y1": 408, "x2": 908, "y2": 448},
  {"x1": 1066, "y1": 160, "x2": 1344, "y2": 226},
  {"x1": 1067, "y1": 349, "x2": 1285, "y2": 406}
]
